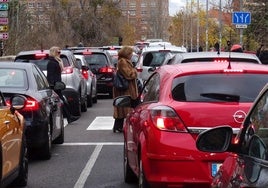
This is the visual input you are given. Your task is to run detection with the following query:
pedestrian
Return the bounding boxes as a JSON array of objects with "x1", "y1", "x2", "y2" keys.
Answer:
[
  {"x1": 47, "y1": 46, "x2": 77, "y2": 124},
  {"x1": 113, "y1": 46, "x2": 138, "y2": 132},
  {"x1": 231, "y1": 44, "x2": 243, "y2": 53}
]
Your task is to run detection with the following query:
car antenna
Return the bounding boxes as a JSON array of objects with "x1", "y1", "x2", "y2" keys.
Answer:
[{"x1": 227, "y1": 32, "x2": 232, "y2": 69}]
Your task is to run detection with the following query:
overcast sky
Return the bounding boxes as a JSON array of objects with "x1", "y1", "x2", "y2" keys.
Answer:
[{"x1": 169, "y1": 0, "x2": 227, "y2": 16}]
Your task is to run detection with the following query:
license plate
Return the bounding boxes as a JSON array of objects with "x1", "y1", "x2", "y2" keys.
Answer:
[{"x1": 211, "y1": 163, "x2": 222, "y2": 177}]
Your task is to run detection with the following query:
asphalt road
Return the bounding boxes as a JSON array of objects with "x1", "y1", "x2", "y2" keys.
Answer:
[{"x1": 10, "y1": 95, "x2": 137, "y2": 188}]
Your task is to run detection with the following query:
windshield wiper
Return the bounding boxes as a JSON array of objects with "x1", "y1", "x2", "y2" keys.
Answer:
[{"x1": 200, "y1": 93, "x2": 240, "y2": 102}]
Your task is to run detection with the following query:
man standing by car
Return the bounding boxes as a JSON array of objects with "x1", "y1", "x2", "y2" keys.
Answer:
[{"x1": 47, "y1": 46, "x2": 77, "y2": 123}]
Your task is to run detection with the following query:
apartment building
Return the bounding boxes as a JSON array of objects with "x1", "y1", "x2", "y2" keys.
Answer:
[
  {"x1": 119, "y1": 0, "x2": 170, "y2": 41},
  {"x1": 20, "y1": 0, "x2": 170, "y2": 42}
]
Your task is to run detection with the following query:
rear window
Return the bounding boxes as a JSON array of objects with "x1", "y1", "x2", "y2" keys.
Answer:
[
  {"x1": 83, "y1": 54, "x2": 108, "y2": 66},
  {"x1": 172, "y1": 74, "x2": 268, "y2": 102},
  {"x1": 0, "y1": 69, "x2": 27, "y2": 88},
  {"x1": 15, "y1": 54, "x2": 70, "y2": 70},
  {"x1": 143, "y1": 51, "x2": 181, "y2": 67}
]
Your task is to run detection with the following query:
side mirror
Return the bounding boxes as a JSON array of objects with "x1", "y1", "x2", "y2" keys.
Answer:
[
  {"x1": 113, "y1": 96, "x2": 132, "y2": 107},
  {"x1": 196, "y1": 126, "x2": 233, "y2": 152},
  {"x1": 54, "y1": 81, "x2": 66, "y2": 90}
]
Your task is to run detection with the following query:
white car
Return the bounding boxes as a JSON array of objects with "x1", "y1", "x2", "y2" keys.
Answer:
[
  {"x1": 136, "y1": 45, "x2": 187, "y2": 83},
  {"x1": 74, "y1": 54, "x2": 97, "y2": 107}
]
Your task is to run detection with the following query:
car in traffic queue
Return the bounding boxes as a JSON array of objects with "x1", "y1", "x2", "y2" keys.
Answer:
[
  {"x1": 74, "y1": 54, "x2": 98, "y2": 107},
  {"x1": 0, "y1": 93, "x2": 28, "y2": 187},
  {"x1": 113, "y1": 61, "x2": 268, "y2": 187},
  {"x1": 163, "y1": 51, "x2": 262, "y2": 65},
  {"x1": 14, "y1": 49, "x2": 88, "y2": 116},
  {"x1": 196, "y1": 82, "x2": 268, "y2": 188},
  {"x1": 71, "y1": 48, "x2": 116, "y2": 98},
  {"x1": 136, "y1": 45, "x2": 187, "y2": 84},
  {"x1": 0, "y1": 62, "x2": 65, "y2": 160}
]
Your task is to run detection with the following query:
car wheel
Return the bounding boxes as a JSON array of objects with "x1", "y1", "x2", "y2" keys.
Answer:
[
  {"x1": 139, "y1": 158, "x2": 150, "y2": 188},
  {"x1": 93, "y1": 95, "x2": 97, "y2": 104},
  {"x1": 11, "y1": 135, "x2": 28, "y2": 186},
  {"x1": 124, "y1": 143, "x2": 137, "y2": 183},
  {"x1": 81, "y1": 96, "x2": 87, "y2": 112},
  {"x1": 87, "y1": 91, "x2": 93, "y2": 107},
  {"x1": 53, "y1": 113, "x2": 64, "y2": 144},
  {"x1": 39, "y1": 125, "x2": 52, "y2": 160}
]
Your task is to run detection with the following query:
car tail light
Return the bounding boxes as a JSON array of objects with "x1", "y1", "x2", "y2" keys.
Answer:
[
  {"x1": 6, "y1": 97, "x2": 39, "y2": 111},
  {"x1": 136, "y1": 67, "x2": 143, "y2": 72},
  {"x1": 35, "y1": 53, "x2": 48, "y2": 59},
  {"x1": 81, "y1": 69, "x2": 89, "y2": 79},
  {"x1": 62, "y1": 66, "x2": 73, "y2": 74},
  {"x1": 150, "y1": 106, "x2": 187, "y2": 132},
  {"x1": 99, "y1": 67, "x2": 113, "y2": 73}
]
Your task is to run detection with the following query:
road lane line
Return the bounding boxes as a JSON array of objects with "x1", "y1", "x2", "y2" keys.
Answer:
[
  {"x1": 74, "y1": 145, "x2": 103, "y2": 188},
  {"x1": 87, "y1": 116, "x2": 114, "y2": 130},
  {"x1": 62, "y1": 142, "x2": 123, "y2": 146}
]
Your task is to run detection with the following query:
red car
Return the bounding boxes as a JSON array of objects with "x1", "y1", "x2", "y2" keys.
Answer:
[{"x1": 113, "y1": 62, "x2": 268, "y2": 187}]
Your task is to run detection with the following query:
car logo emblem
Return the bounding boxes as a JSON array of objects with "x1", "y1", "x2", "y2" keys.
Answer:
[{"x1": 233, "y1": 110, "x2": 246, "y2": 123}]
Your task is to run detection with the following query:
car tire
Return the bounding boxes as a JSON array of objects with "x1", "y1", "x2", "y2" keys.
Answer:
[
  {"x1": 139, "y1": 157, "x2": 150, "y2": 188},
  {"x1": 81, "y1": 96, "x2": 87, "y2": 112},
  {"x1": 124, "y1": 143, "x2": 137, "y2": 183},
  {"x1": 11, "y1": 135, "x2": 28, "y2": 186},
  {"x1": 87, "y1": 90, "x2": 93, "y2": 107},
  {"x1": 53, "y1": 113, "x2": 64, "y2": 144},
  {"x1": 39, "y1": 124, "x2": 52, "y2": 160}
]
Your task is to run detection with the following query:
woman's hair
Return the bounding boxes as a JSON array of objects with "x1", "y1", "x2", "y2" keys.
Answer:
[
  {"x1": 118, "y1": 46, "x2": 133, "y2": 59},
  {"x1": 49, "y1": 46, "x2": 61, "y2": 57}
]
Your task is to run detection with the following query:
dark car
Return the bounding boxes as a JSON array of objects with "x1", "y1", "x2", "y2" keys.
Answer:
[
  {"x1": 114, "y1": 62, "x2": 268, "y2": 187},
  {"x1": 71, "y1": 48, "x2": 116, "y2": 98},
  {"x1": 0, "y1": 94, "x2": 28, "y2": 187},
  {"x1": 196, "y1": 82, "x2": 268, "y2": 188},
  {"x1": 14, "y1": 49, "x2": 88, "y2": 116},
  {"x1": 0, "y1": 62, "x2": 65, "y2": 160}
]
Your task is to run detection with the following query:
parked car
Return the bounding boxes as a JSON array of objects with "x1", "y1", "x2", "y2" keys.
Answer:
[
  {"x1": 196, "y1": 82, "x2": 268, "y2": 188},
  {"x1": 74, "y1": 54, "x2": 97, "y2": 107},
  {"x1": 0, "y1": 94, "x2": 28, "y2": 187},
  {"x1": 0, "y1": 62, "x2": 65, "y2": 160},
  {"x1": 113, "y1": 62, "x2": 268, "y2": 187},
  {"x1": 71, "y1": 48, "x2": 116, "y2": 98},
  {"x1": 14, "y1": 49, "x2": 88, "y2": 116},
  {"x1": 163, "y1": 51, "x2": 262, "y2": 65},
  {"x1": 136, "y1": 45, "x2": 187, "y2": 83}
]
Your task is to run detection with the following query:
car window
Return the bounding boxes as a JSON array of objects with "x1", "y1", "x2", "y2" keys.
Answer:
[
  {"x1": 84, "y1": 54, "x2": 108, "y2": 66},
  {"x1": 172, "y1": 74, "x2": 268, "y2": 102},
  {"x1": 33, "y1": 65, "x2": 49, "y2": 90},
  {"x1": 141, "y1": 73, "x2": 160, "y2": 102},
  {"x1": 15, "y1": 56, "x2": 49, "y2": 71},
  {"x1": 0, "y1": 68, "x2": 27, "y2": 88},
  {"x1": 247, "y1": 90, "x2": 268, "y2": 160},
  {"x1": 61, "y1": 56, "x2": 70, "y2": 67}
]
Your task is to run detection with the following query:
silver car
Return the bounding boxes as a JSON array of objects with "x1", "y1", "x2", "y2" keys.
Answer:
[
  {"x1": 14, "y1": 49, "x2": 88, "y2": 117},
  {"x1": 136, "y1": 45, "x2": 187, "y2": 83},
  {"x1": 75, "y1": 54, "x2": 97, "y2": 107}
]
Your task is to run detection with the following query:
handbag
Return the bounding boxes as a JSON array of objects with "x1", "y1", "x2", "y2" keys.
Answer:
[{"x1": 113, "y1": 72, "x2": 129, "y2": 91}]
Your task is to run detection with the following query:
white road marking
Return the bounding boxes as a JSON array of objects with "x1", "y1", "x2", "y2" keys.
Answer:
[
  {"x1": 74, "y1": 145, "x2": 103, "y2": 188},
  {"x1": 62, "y1": 142, "x2": 123, "y2": 146},
  {"x1": 87, "y1": 116, "x2": 114, "y2": 130}
]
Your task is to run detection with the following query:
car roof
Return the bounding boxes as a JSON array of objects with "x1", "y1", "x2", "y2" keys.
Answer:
[
  {"x1": 141, "y1": 45, "x2": 187, "y2": 53},
  {"x1": 172, "y1": 51, "x2": 261, "y2": 63},
  {"x1": 158, "y1": 62, "x2": 268, "y2": 78},
  {"x1": 16, "y1": 49, "x2": 72, "y2": 56},
  {"x1": 0, "y1": 61, "x2": 34, "y2": 68}
]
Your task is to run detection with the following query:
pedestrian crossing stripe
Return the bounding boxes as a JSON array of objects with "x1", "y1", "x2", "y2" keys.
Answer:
[{"x1": 87, "y1": 116, "x2": 114, "y2": 130}]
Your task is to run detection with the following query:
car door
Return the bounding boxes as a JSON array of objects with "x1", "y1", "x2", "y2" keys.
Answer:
[
  {"x1": 237, "y1": 89, "x2": 268, "y2": 187},
  {"x1": 0, "y1": 93, "x2": 22, "y2": 176}
]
